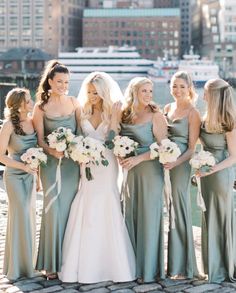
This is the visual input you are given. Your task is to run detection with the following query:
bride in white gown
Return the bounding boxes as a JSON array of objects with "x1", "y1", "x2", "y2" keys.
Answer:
[{"x1": 58, "y1": 72, "x2": 136, "y2": 283}]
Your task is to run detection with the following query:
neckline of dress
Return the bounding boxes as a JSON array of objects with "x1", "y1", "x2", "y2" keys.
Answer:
[
  {"x1": 122, "y1": 120, "x2": 152, "y2": 127},
  {"x1": 44, "y1": 111, "x2": 75, "y2": 119},
  {"x1": 167, "y1": 115, "x2": 188, "y2": 123},
  {"x1": 85, "y1": 119, "x2": 104, "y2": 131}
]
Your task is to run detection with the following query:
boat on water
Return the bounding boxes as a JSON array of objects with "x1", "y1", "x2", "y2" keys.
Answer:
[
  {"x1": 148, "y1": 47, "x2": 219, "y2": 86},
  {"x1": 58, "y1": 45, "x2": 154, "y2": 81}
]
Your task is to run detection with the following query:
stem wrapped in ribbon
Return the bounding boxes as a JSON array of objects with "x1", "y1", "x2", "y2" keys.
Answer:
[
  {"x1": 106, "y1": 135, "x2": 138, "y2": 218},
  {"x1": 189, "y1": 150, "x2": 216, "y2": 212},
  {"x1": 150, "y1": 139, "x2": 181, "y2": 229}
]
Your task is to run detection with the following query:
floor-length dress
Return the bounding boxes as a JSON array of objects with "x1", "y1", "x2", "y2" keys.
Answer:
[
  {"x1": 200, "y1": 125, "x2": 236, "y2": 283},
  {"x1": 58, "y1": 119, "x2": 135, "y2": 283},
  {"x1": 167, "y1": 116, "x2": 198, "y2": 278},
  {"x1": 3, "y1": 131, "x2": 37, "y2": 280},
  {"x1": 36, "y1": 113, "x2": 80, "y2": 273},
  {"x1": 120, "y1": 121, "x2": 165, "y2": 282}
]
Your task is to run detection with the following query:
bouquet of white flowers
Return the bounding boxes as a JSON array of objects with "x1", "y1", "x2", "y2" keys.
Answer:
[
  {"x1": 150, "y1": 138, "x2": 181, "y2": 163},
  {"x1": 150, "y1": 139, "x2": 181, "y2": 229},
  {"x1": 47, "y1": 126, "x2": 75, "y2": 157},
  {"x1": 111, "y1": 135, "x2": 138, "y2": 158},
  {"x1": 21, "y1": 147, "x2": 47, "y2": 169},
  {"x1": 68, "y1": 135, "x2": 109, "y2": 181},
  {"x1": 190, "y1": 150, "x2": 216, "y2": 211}
]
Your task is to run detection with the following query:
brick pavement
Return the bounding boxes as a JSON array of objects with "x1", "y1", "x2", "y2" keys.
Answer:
[{"x1": 0, "y1": 178, "x2": 235, "y2": 293}]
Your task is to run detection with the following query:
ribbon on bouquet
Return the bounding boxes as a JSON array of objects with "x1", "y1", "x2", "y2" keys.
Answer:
[
  {"x1": 30, "y1": 174, "x2": 37, "y2": 266},
  {"x1": 164, "y1": 169, "x2": 176, "y2": 230},
  {"x1": 120, "y1": 168, "x2": 130, "y2": 220},
  {"x1": 196, "y1": 176, "x2": 206, "y2": 212},
  {"x1": 44, "y1": 157, "x2": 62, "y2": 214}
]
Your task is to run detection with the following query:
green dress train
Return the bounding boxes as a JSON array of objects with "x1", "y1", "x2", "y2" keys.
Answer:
[
  {"x1": 121, "y1": 121, "x2": 165, "y2": 282},
  {"x1": 3, "y1": 131, "x2": 37, "y2": 280},
  {"x1": 200, "y1": 125, "x2": 236, "y2": 283},
  {"x1": 36, "y1": 113, "x2": 80, "y2": 273},
  {"x1": 167, "y1": 116, "x2": 198, "y2": 278}
]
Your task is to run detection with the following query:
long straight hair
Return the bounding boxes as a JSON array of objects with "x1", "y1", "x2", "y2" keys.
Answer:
[{"x1": 204, "y1": 79, "x2": 236, "y2": 133}]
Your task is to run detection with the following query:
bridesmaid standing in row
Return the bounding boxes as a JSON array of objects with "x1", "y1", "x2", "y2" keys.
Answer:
[
  {"x1": 33, "y1": 61, "x2": 80, "y2": 278},
  {"x1": 0, "y1": 88, "x2": 37, "y2": 280},
  {"x1": 199, "y1": 79, "x2": 236, "y2": 283},
  {"x1": 164, "y1": 71, "x2": 200, "y2": 279},
  {"x1": 119, "y1": 77, "x2": 168, "y2": 283}
]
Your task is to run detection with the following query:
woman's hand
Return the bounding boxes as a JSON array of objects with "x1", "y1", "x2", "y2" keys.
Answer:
[
  {"x1": 163, "y1": 161, "x2": 178, "y2": 170},
  {"x1": 119, "y1": 156, "x2": 141, "y2": 171},
  {"x1": 23, "y1": 164, "x2": 38, "y2": 175},
  {"x1": 48, "y1": 148, "x2": 64, "y2": 159},
  {"x1": 111, "y1": 101, "x2": 122, "y2": 123},
  {"x1": 195, "y1": 165, "x2": 216, "y2": 177}
]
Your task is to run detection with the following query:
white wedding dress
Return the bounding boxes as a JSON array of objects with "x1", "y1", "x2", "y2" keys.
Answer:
[{"x1": 58, "y1": 120, "x2": 136, "y2": 283}]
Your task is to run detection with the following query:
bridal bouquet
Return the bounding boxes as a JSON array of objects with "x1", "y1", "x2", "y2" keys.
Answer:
[
  {"x1": 190, "y1": 150, "x2": 216, "y2": 211},
  {"x1": 47, "y1": 127, "x2": 75, "y2": 157},
  {"x1": 21, "y1": 147, "x2": 47, "y2": 169},
  {"x1": 150, "y1": 139, "x2": 181, "y2": 229},
  {"x1": 68, "y1": 135, "x2": 109, "y2": 180}
]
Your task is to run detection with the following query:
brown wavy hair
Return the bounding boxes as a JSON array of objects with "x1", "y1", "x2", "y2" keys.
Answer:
[
  {"x1": 4, "y1": 88, "x2": 30, "y2": 135},
  {"x1": 36, "y1": 59, "x2": 69, "y2": 110}
]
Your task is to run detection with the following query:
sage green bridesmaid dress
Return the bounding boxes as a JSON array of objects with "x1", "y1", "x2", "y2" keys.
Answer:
[
  {"x1": 36, "y1": 113, "x2": 80, "y2": 273},
  {"x1": 167, "y1": 116, "x2": 198, "y2": 278},
  {"x1": 3, "y1": 131, "x2": 37, "y2": 280},
  {"x1": 121, "y1": 121, "x2": 165, "y2": 282},
  {"x1": 200, "y1": 125, "x2": 236, "y2": 283}
]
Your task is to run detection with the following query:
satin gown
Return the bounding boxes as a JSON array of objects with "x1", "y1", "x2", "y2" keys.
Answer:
[
  {"x1": 3, "y1": 131, "x2": 37, "y2": 280},
  {"x1": 120, "y1": 121, "x2": 165, "y2": 282},
  {"x1": 200, "y1": 125, "x2": 236, "y2": 283},
  {"x1": 36, "y1": 113, "x2": 80, "y2": 273},
  {"x1": 58, "y1": 120, "x2": 135, "y2": 283},
  {"x1": 167, "y1": 116, "x2": 198, "y2": 278}
]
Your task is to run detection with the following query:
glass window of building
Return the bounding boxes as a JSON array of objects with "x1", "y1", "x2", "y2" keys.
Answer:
[
  {"x1": 23, "y1": 5, "x2": 30, "y2": 14},
  {"x1": 23, "y1": 17, "x2": 30, "y2": 26}
]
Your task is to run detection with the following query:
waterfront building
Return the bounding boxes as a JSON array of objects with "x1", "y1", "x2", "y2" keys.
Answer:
[
  {"x1": 0, "y1": 0, "x2": 85, "y2": 57},
  {"x1": 82, "y1": 8, "x2": 181, "y2": 60},
  {"x1": 200, "y1": 0, "x2": 236, "y2": 78}
]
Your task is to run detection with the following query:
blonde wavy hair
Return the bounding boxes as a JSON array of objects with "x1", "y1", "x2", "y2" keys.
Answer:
[
  {"x1": 78, "y1": 72, "x2": 123, "y2": 126},
  {"x1": 204, "y1": 78, "x2": 236, "y2": 133},
  {"x1": 36, "y1": 59, "x2": 69, "y2": 110},
  {"x1": 4, "y1": 88, "x2": 30, "y2": 135},
  {"x1": 170, "y1": 71, "x2": 197, "y2": 103},
  {"x1": 122, "y1": 77, "x2": 158, "y2": 124}
]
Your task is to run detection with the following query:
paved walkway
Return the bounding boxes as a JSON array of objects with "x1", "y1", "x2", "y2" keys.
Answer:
[{"x1": 0, "y1": 178, "x2": 235, "y2": 293}]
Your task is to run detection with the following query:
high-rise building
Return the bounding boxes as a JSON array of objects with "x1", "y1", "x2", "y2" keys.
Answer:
[
  {"x1": 201, "y1": 0, "x2": 236, "y2": 77},
  {"x1": 154, "y1": 0, "x2": 193, "y2": 55},
  {"x1": 83, "y1": 8, "x2": 180, "y2": 60},
  {"x1": 0, "y1": 0, "x2": 85, "y2": 57},
  {"x1": 87, "y1": 0, "x2": 154, "y2": 8}
]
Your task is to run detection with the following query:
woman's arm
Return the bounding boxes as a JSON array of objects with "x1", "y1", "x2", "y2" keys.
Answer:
[
  {"x1": 164, "y1": 108, "x2": 201, "y2": 170},
  {"x1": 32, "y1": 104, "x2": 63, "y2": 159},
  {"x1": 0, "y1": 121, "x2": 36, "y2": 174}
]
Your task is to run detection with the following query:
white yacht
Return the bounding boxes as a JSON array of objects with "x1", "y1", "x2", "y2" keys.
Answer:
[{"x1": 59, "y1": 45, "x2": 153, "y2": 80}]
